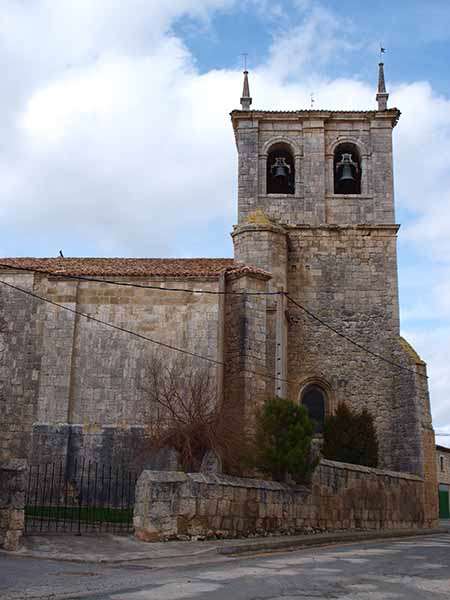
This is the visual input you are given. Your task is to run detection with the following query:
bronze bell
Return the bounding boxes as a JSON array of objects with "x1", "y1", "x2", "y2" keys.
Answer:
[
  {"x1": 271, "y1": 157, "x2": 291, "y2": 180},
  {"x1": 336, "y1": 153, "x2": 357, "y2": 183}
]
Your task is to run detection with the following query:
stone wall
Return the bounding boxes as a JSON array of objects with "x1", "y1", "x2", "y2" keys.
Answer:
[
  {"x1": 223, "y1": 270, "x2": 269, "y2": 438},
  {"x1": 232, "y1": 218, "x2": 288, "y2": 397},
  {"x1": 0, "y1": 274, "x2": 41, "y2": 462},
  {"x1": 134, "y1": 459, "x2": 433, "y2": 542},
  {"x1": 41, "y1": 277, "x2": 222, "y2": 427},
  {"x1": 0, "y1": 271, "x2": 224, "y2": 466},
  {"x1": 232, "y1": 110, "x2": 399, "y2": 226},
  {"x1": 30, "y1": 424, "x2": 158, "y2": 471},
  {"x1": 232, "y1": 218, "x2": 435, "y2": 483},
  {"x1": 285, "y1": 224, "x2": 401, "y2": 472},
  {"x1": 0, "y1": 460, "x2": 26, "y2": 551}
]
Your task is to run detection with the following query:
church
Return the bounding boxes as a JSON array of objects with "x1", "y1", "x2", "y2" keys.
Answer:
[{"x1": 0, "y1": 63, "x2": 437, "y2": 516}]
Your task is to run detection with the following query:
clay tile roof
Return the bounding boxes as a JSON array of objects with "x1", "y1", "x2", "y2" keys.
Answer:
[
  {"x1": 0, "y1": 257, "x2": 236, "y2": 278},
  {"x1": 225, "y1": 264, "x2": 272, "y2": 280}
]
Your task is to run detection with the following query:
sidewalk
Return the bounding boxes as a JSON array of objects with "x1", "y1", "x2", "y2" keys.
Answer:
[
  {"x1": 440, "y1": 519, "x2": 450, "y2": 531},
  {"x1": 3, "y1": 527, "x2": 447, "y2": 565}
]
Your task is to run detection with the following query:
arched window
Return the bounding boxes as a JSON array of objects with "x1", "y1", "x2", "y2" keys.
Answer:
[
  {"x1": 334, "y1": 142, "x2": 361, "y2": 195},
  {"x1": 301, "y1": 384, "x2": 326, "y2": 433},
  {"x1": 267, "y1": 143, "x2": 295, "y2": 195}
]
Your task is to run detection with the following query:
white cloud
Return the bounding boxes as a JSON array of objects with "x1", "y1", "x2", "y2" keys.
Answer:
[
  {"x1": 391, "y1": 82, "x2": 450, "y2": 260},
  {"x1": 0, "y1": 6, "x2": 240, "y2": 255},
  {"x1": 0, "y1": 0, "x2": 235, "y2": 126},
  {"x1": 263, "y1": 4, "x2": 358, "y2": 83}
]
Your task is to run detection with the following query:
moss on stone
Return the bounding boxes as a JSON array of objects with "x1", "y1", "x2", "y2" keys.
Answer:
[
  {"x1": 399, "y1": 336, "x2": 426, "y2": 365},
  {"x1": 244, "y1": 209, "x2": 274, "y2": 226}
]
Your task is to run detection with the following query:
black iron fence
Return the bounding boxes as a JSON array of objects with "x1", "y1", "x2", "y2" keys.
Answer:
[{"x1": 25, "y1": 460, "x2": 139, "y2": 535}]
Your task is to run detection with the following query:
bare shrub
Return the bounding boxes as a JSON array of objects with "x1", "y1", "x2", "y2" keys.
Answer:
[{"x1": 141, "y1": 351, "x2": 245, "y2": 473}]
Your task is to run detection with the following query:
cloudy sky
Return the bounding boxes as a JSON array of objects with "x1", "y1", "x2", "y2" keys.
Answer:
[{"x1": 0, "y1": 0, "x2": 449, "y2": 444}]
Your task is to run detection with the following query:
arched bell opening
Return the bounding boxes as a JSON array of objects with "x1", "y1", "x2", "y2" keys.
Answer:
[
  {"x1": 334, "y1": 142, "x2": 361, "y2": 195},
  {"x1": 267, "y1": 143, "x2": 295, "y2": 195},
  {"x1": 301, "y1": 384, "x2": 326, "y2": 434}
]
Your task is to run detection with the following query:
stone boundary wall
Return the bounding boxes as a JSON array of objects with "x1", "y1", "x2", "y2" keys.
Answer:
[
  {"x1": 0, "y1": 460, "x2": 26, "y2": 551},
  {"x1": 134, "y1": 459, "x2": 430, "y2": 542}
]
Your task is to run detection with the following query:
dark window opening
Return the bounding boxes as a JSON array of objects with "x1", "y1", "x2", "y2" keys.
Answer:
[
  {"x1": 334, "y1": 143, "x2": 361, "y2": 195},
  {"x1": 267, "y1": 144, "x2": 295, "y2": 195},
  {"x1": 301, "y1": 384, "x2": 326, "y2": 433},
  {"x1": 441, "y1": 456, "x2": 445, "y2": 472}
]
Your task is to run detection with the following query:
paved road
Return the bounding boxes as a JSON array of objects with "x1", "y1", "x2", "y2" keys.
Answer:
[{"x1": 1, "y1": 534, "x2": 449, "y2": 599}]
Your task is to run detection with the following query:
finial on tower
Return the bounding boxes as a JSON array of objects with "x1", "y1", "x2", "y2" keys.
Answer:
[
  {"x1": 376, "y1": 46, "x2": 389, "y2": 111},
  {"x1": 240, "y1": 54, "x2": 252, "y2": 110},
  {"x1": 240, "y1": 70, "x2": 252, "y2": 110}
]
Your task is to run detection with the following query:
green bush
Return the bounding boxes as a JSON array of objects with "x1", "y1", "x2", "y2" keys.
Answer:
[
  {"x1": 322, "y1": 403, "x2": 379, "y2": 467},
  {"x1": 254, "y1": 397, "x2": 317, "y2": 483}
]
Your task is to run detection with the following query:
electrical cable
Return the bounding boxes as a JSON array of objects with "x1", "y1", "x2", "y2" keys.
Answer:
[
  {"x1": 0, "y1": 277, "x2": 291, "y2": 386},
  {"x1": 0, "y1": 262, "x2": 279, "y2": 296},
  {"x1": 0, "y1": 264, "x2": 428, "y2": 379},
  {"x1": 284, "y1": 294, "x2": 428, "y2": 379}
]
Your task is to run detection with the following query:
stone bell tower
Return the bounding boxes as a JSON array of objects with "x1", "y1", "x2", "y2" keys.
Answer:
[{"x1": 230, "y1": 64, "x2": 438, "y2": 525}]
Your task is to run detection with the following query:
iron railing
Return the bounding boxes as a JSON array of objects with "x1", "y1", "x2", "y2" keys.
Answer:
[{"x1": 25, "y1": 459, "x2": 138, "y2": 535}]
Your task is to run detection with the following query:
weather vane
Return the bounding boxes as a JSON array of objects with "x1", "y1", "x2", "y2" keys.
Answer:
[
  {"x1": 310, "y1": 92, "x2": 315, "y2": 109},
  {"x1": 241, "y1": 53, "x2": 248, "y2": 71},
  {"x1": 380, "y1": 44, "x2": 386, "y2": 62}
]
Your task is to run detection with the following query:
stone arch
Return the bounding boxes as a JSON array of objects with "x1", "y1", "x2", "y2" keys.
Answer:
[
  {"x1": 262, "y1": 136, "x2": 301, "y2": 157},
  {"x1": 260, "y1": 137, "x2": 302, "y2": 196},
  {"x1": 333, "y1": 142, "x2": 362, "y2": 194},
  {"x1": 298, "y1": 376, "x2": 334, "y2": 434},
  {"x1": 328, "y1": 136, "x2": 368, "y2": 158},
  {"x1": 328, "y1": 137, "x2": 369, "y2": 196},
  {"x1": 266, "y1": 142, "x2": 296, "y2": 194}
]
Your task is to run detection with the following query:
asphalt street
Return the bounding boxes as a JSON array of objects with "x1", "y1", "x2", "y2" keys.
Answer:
[{"x1": 1, "y1": 534, "x2": 450, "y2": 600}]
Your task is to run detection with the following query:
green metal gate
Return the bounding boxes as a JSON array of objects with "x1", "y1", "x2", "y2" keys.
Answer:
[{"x1": 439, "y1": 489, "x2": 450, "y2": 519}]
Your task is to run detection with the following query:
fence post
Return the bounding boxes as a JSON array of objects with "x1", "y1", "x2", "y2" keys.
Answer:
[{"x1": 0, "y1": 460, "x2": 27, "y2": 551}]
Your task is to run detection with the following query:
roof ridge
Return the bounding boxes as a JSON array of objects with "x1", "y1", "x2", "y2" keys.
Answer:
[
  {"x1": 0, "y1": 257, "x2": 233, "y2": 261},
  {"x1": 0, "y1": 257, "x2": 236, "y2": 278}
]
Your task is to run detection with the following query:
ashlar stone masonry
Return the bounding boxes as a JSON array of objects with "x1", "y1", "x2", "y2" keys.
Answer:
[
  {"x1": 134, "y1": 460, "x2": 431, "y2": 541},
  {"x1": 0, "y1": 66, "x2": 438, "y2": 528}
]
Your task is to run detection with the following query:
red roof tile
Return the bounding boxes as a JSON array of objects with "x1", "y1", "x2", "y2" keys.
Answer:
[{"x1": 0, "y1": 257, "x2": 235, "y2": 278}]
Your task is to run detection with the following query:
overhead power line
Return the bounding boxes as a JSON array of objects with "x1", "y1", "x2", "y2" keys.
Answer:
[
  {"x1": 0, "y1": 278, "x2": 290, "y2": 386},
  {"x1": 0, "y1": 278, "x2": 221, "y2": 366},
  {"x1": 285, "y1": 294, "x2": 428, "y2": 379},
  {"x1": 0, "y1": 263, "x2": 428, "y2": 379},
  {"x1": 0, "y1": 262, "x2": 279, "y2": 296}
]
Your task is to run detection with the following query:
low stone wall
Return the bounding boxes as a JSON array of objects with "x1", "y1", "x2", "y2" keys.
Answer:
[
  {"x1": 0, "y1": 460, "x2": 27, "y2": 551},
  {"x1": 134, "y1": 460, "x2": 430, "y2": 541}
]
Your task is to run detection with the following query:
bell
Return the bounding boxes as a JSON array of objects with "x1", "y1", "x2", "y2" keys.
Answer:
[
  {"x1": 271, "y1": 157, "x2": 290, "y2": 180},
  {"x1": 274, "y1": 164, "x2": 288, "y2": 179},
  {"x1": 338, "y1": 162, "x2": 356, "y2": 183},
  {"x1": 336, "y1": 153, "x2": 357, "y2": 183}
]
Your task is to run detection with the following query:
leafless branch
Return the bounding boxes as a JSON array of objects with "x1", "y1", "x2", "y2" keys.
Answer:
[{"x1": 140, "y1": 350, "x2": 246, "y2": 473}]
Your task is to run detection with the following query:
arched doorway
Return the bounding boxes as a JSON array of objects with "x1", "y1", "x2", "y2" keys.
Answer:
[{"x1": 301, "y1": 384, "x2": 326, "y2": 433}]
